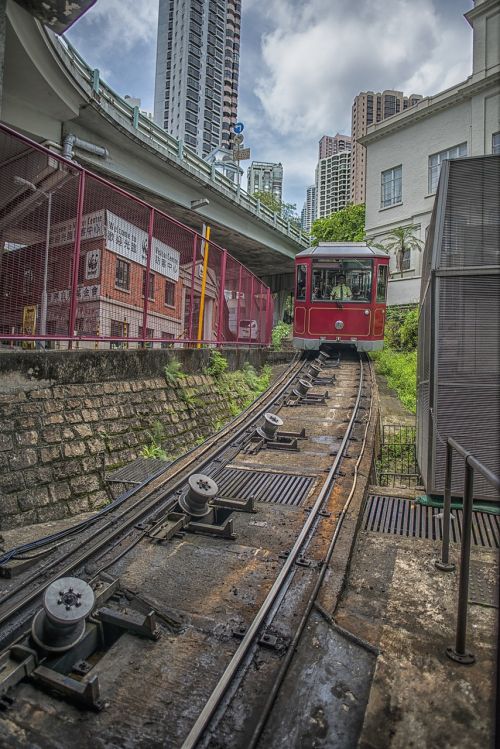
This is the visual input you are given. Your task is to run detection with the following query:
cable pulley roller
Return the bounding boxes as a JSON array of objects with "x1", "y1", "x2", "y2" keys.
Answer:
[{"x1": 31, "y1": 577, "x2": 95, "y2": 652}]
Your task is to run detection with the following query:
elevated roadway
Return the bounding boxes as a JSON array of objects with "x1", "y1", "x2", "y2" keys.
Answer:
[{"x1": 1, "y1": 1, "x2": 307, "y2": 288}]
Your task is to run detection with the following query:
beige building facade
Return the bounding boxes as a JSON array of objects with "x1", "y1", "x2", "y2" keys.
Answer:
[
  {"x1": 360, "y1": 0, "x2": 500, "y2": 305},
  {"x1": 351, "y1": 90, "x2": 422, "y2": 205},
  {"x1": 315, "y1": 151, "x2": 351, "y2": 219},
  {"x1": 318, "y1": 133, "x2": 351, "y2": 159}
]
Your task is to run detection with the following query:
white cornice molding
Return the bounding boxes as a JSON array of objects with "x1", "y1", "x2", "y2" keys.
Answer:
[{"x1": 359, "y1": 70, "x2": 500, "y2": 145}]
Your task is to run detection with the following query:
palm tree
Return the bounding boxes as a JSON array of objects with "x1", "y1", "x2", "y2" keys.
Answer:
[{"x1": 372, "y1": 225, "x2": 424, "y2": 275}]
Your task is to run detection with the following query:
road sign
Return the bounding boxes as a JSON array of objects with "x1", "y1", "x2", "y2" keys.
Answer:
[
  {"x1": 233, "y1": 122, "x2": 244, "y2": 134},
  {"x1": 233, "y1": 134, "x2": 244, "y2": 146},
  {"x1": 233, "y1": 148, "x2": 251, "y2": 161}
]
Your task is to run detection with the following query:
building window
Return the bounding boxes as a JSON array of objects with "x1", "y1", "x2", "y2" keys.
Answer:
[
  {"x1": 428, "y1": 142, "x2": 467, "y2": 193},
  {"x1": 492, "y1": 132, "x2": 500, "y2": 154},
  {"x1": 138, "y1": 325, "x2": 154, "y2": 348},
  {"x1": 164, "y1": 280, "x2": 175, "y2": 307},
  {"x1": 381, "y1": 165, "x2": 402, "y2": 208},
  {"x1": 161, "y1": 332, "x2": 174, "y2": 349},
  {"x1": 110, "y1": 319, "x2": 128, "y2": 349},
  {"x1": 115, "y1": 259, "x2": 130, "y2": 291},
  {"x1": 142, "y1": 271, "x2": 155, "y2": 300}
]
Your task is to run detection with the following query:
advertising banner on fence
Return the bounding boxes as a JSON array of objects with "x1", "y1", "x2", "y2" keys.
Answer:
[{"x1": 50, "y1": 211, "x2": 180, "y2": 281}]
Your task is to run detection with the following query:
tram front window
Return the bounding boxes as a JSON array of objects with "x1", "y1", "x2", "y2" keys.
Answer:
[{"x1": 311, "y1": 260, "x2": 372, "y2": 302}]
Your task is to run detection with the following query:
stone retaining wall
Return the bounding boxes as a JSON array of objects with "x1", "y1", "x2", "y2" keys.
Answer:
[{"x1": 0, "y1": 374, "x2": 250, "y2": 531}]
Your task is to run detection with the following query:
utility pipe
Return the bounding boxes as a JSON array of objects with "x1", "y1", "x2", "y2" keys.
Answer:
[{"x1": 62, "y1": 134, "x2": 109, "y2": 160}]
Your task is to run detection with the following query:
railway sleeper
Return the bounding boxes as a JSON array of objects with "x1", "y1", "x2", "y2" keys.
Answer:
[{"x1": 0, "y1": 575, "x2": 165, "y2": 712}]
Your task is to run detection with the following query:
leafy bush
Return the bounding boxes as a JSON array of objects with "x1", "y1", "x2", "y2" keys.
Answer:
[
  {"x1": 371, "y1": 348, "x2": 417, "y2": 413},
  {"x1": 206, "y1": 350, "x2": 228, "y2": 377},
  {"x1": 385, "y1": 305, "x2": 419, "y2": 352},
  {"x1": 164, "y1": 359, "x2": 183, "y2": 386},
  {"x1": 272, "y1": 322, "x2": 292, "y2": 351}
]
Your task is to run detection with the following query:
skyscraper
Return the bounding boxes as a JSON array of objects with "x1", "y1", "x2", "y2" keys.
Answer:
[
  {"x1": 318, "y1": 133, "x2": 351, "y2": 159},
  {"x1": 351, "y1": 89, "x2": 422, "y2": 204},
  {"x1": 154, "y1": 0, "x2": 241, "y2": 157},
  {"x1": 301, "y1": 185, "x2": 316, "y2": 233},
  {"x1": 315, "y1": 151, "x2": 351, "y2": 219},
  {"x1": 247, "y1": 162, "x2": 284, "y2": 202}
]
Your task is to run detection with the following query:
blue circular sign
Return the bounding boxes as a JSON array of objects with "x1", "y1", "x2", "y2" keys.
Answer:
[{"x1": 233, "y1": 122, "x2": 244, "y2": 134}]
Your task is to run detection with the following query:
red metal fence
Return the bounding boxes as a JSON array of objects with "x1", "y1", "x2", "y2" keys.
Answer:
[{"x1": 0, "y1": 124, "x2": 273, "y2": 349}]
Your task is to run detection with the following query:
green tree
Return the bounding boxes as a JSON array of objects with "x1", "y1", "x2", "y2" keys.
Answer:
[
  {"x1": 253, "y1": 190, "x2": 282, "y2": 214},
  {"x1": 310, "y1": 204, "x2": 366, "y2": 245},
  {"x1": 253, "y1": 191, "x2": 300, "y2": 226},
  {"x1": 372, "y1": 225, "x2": 424, "y2": 274}
]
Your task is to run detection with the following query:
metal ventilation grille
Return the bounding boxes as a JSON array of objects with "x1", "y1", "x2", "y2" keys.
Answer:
[
  {"x1": 363, "y1": 496, "x2": 500, "y2": 548},
  {"x1": 417, "y1": 155, "x2": 500, "y2": 501},
  {"x1": 213, "y1": 467, "x2": 314, "y2": 506},
  {"x1": 440, "y1": 157, "x2": 500, "y2": 270}
]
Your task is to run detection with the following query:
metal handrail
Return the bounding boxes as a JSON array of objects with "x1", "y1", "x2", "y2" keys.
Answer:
[
  {"x1": 48, "y1": 34, "x2": 308, "y2": 245},
  {"x1": 435, "y1": 437, "x2": 500, "y2": 664}
]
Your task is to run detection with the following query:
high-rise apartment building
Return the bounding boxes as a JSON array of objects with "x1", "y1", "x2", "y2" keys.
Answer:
[
  {"x1": 154, "y1": 0, "x2": 241, "y2": 157},
  {"x1": 318, "y1": 133, "x2": 351, "y2": 159},
  {"x1": 351, "y1": 89, "x2": 422, "y2": 204},
  {"x1": 301, "y1": 185, "x2": 316, "y2": 233},
  {"x1": 247, "y1": 162, "x2": 283, "y2": 201},
  {"x1": 315, "y1": 151, "x2": 351, "y2": 219}
]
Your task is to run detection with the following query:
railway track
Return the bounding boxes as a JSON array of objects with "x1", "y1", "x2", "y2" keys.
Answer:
[{"x1": 0, "y1": 351, "x2": 376, "y2": 749}]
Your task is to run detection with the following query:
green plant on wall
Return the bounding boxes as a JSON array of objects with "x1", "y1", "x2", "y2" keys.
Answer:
[
  {"x1": 164, "y1": 359, "x2": 184, "y2": 386},
  {"x1": 140, "y1": 420, "x2": 169, "y2": 460},
  {"x1": 206, "y1": 351, "x2": 228, "y2": 377}
]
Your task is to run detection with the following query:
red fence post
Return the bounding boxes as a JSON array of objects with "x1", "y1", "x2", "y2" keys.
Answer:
[
  {"x1": 236, "y1": 266, "x2": 242, "y2": 345},
  {"x1": 249, "y1": 276, "x2": 254, "y2": 343},
  {"x1": 217, "y1": 249, "x2": 227, "y2": 346},
  {"x1": 266, "y1": 287, "x2": 272, "y2": 344},
  {"x1": 188, "y1": 234, "x2": 198, "y2": 341},
  {"x1": 68, "y1": 171, "x2": 86, "y2": 348},
  {"x1": 141, "y1": 207, "x2": 155, "y2": 348}
]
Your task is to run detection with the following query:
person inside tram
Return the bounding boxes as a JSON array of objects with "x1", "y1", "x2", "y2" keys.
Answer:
[{"x1": 330, "y1": 274, "x2": 352, "y2": 300}]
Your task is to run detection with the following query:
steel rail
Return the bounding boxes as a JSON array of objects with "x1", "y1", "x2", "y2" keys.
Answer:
[
  {"x1": 0, "y1": 356, "x2": 304, "y2": 640},
  {"x1": 181, "y1": 354, "x2": 366, "y2": 749},
  {"x1": 246, "y1": 356, "x2": 374, "y2": 748}
]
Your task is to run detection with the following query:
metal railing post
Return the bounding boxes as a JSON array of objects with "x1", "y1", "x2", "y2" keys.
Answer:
[
  {"x1": 217, "y1": 249, "x2": 227, "y2": 346},
  {"x1": 435, "y1": 440, "x2": 456, "y2": 571},
  {"x1": 188, "y1": 234, "x2": 198, "y2": 342},
  {"x1": 236, "y1": 266, "x2": 242, "y2": 345},
  {"x1": 446, "y1": 458, "x2": 475, "y2": 664},
  {"x1": 68, "y1": 170, "x2": 86, "y2": 349},
  {"x1": 141, "y1": 208, "x2": 154, "y2": 349}
]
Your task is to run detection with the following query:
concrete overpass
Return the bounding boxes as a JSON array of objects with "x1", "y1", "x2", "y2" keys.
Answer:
[{"x1": 1, "y1": 1, "x2": 307, "y2": 290}]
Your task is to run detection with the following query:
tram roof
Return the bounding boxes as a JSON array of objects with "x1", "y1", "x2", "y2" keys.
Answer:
[{"x1": 296, "y1": 242, "x2": 389, "y2": 259}]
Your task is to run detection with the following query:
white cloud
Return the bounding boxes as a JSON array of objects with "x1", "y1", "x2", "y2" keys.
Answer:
[
  {"x1": 240, "y1": 0, "x2": 473, "y2": 205},
  {"x1": 70, "y1": 0, "x2": 158, "y2": 53}
]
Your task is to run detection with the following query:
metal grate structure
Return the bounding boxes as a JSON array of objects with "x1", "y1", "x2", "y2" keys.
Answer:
[
  {"x1": 377, "y1": 424, "x2": 420, "y2": 488},
  {"x1": 363, "y1": 495, "x2": 500, "y2": 549},
  {"x1": 0, "y1": 124, "x2": 273, "y2": 349},
  {"x1": 417, "y1": 155, "x2": 500, "y2": 501},
  {"x1": 213, "y1": 467, "x2": 315, "y2": 506}
]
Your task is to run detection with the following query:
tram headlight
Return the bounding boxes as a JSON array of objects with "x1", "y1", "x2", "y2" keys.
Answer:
[{"x1": 335, "y1": 320, "x2": 344, "y2": 330}]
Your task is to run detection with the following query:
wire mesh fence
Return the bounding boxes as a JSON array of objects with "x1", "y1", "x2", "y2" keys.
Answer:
[
  {"x1": 376, "y1": 424, "x2": 421, "y2": 488},
  {"x1": 0, "y1": 124, "x2": 273, "y2": 349}
]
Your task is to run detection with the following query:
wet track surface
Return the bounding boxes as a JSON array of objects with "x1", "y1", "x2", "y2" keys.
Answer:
[{"x1": 0, "y1": 353, "x2": 378, "y2": 749}]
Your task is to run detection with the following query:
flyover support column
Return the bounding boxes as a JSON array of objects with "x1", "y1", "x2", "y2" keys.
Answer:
[{"x1": 274, "y1": 289, "x2": 290, "y2": 325}]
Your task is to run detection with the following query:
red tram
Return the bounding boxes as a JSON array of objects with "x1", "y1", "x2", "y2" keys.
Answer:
[{"x1": 293, "y1": 242, "x2": 390, "y2": 352}]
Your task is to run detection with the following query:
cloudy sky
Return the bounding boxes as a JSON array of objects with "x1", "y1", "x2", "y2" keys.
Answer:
[{"x1": 67, "y1": 0, "x2": 474, "y2": 211}]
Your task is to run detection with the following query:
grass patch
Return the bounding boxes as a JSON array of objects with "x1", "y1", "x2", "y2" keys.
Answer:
[{"x1": 371, "y1": 348, "x2": 417, "y2": 413}]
